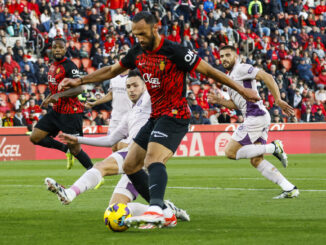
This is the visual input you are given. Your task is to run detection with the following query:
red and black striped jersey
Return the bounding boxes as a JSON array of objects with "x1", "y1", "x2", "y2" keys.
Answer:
[
  {"x1": 120, "y1": 38, "x2": 201, "y2": 119},
  {"x1": 47, "y1": 57, "x2": 84, "y2": 114}
]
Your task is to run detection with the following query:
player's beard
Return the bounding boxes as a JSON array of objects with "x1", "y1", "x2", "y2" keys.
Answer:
[
  {"x1": 142, "y1": 32, "x2": 155, "y2": 51},
  {"x1": 223, "y1": 59, "x2": 235, "y2": 71}
]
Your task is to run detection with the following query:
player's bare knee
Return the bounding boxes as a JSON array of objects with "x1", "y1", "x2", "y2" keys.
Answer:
[
  {"x1": 29, "y1": 133, "x2": 40, "y2": 144},
  {"x1": 94, "y1": 160, "x2": 118, "y2": 176},
  {"x1": 251, "y1": 156, "x2": 263, "y2": 168},
  {"x1": 225, "y1": 148, "x2": 236, "y2": 160},
  {"x1": 68, "y1": 144, "x2": 81, "y2": 155}
]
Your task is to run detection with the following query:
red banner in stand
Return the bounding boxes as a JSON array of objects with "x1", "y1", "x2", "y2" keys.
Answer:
[{"x1": 0, "y1": 123, "x2": 326, "y2": 161}]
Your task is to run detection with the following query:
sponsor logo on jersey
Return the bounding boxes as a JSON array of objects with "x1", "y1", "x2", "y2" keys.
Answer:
[
  {"x1": 56, "y1": 68, "x2": 61, "y2": 74},
  {"x1": 143, "y1": 73, "x2": 160, "y2": 89},
  {"x1": 184, "y1": 50, "x2": 197, "y2": 66},
  {"x1": 159, "y1": 61, "x2": 165, "y2": 71},
  {"x1": 172, "y1": 109, "x2": 178, "y2": 115}
]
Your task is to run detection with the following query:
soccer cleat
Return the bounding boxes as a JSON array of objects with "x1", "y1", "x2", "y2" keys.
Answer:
[
  {"x1": 273, "y1": 186, "x2": 300, "y2": 199},
  {"x1": 125, "y1": 211, "x2": 165, "y2": 229},
  {"x1": 164, "y1": 213, "x2": 177, "y2": 228},
  {"x1": 272, "y1": 140, "x2": 288, "y2": 168},
  {"x1": 66, "y1": 150, "x2": 75, "y2": 170},
  {"x1": 164, "y1": 200, "x2": 190, "y2": 222},
  {"x1": 94, "y1": 178, "x2": 105, "y2": 190},
  {"x1": 45, "y1": 177, "x2": 72, "y2": 205}
]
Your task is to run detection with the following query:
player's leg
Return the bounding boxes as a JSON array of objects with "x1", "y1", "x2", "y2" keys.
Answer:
[
  {"x1": 45, "y1": 150, "x2": 126, "y2": 204},
  {"x1": 61, "y1": 113, "x2": 93, "y2": 170},
  {"x1": 251, "y1": 155, "x2": 299, "y2": 199},
  {"x1": 125, "y1": 116, "x2": 189, "y2": 229},
  {"x1": 30, "y1": 110, "x2": 68, "y2": 153}
]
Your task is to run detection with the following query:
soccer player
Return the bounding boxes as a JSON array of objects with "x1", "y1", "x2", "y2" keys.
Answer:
[
  {"x1": 29, "y1": 36, "x2": 93, "y2": 170},
  {"x1": 45, "y1": 70, "x2": 188, "y2": 227},
  {"x1": 208, "y1": 45, "x2": 299, "y2": 199},
  {"x1": 58, "y1": 12, "x2": 260, "y2": 229},
  {"x1": 85, "y1": 53, "x2": 132, "y2": 143}
]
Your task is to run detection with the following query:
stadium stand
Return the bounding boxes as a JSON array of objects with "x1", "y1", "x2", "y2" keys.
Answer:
[{"x1": 1, "y1": 0, "x2": 326, "y2": 127}]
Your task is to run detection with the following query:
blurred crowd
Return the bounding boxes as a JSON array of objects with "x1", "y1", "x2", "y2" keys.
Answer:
[{"x1": 1, "y1": 0, "x2": 326, "y2": 128}]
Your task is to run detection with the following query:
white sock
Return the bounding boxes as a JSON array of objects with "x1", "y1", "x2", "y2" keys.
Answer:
[
  {"x1": 68, "y1": 168, "x2": 102, "y2": 200},
  {"x1": 256, "y1": 160, "x2": 294, "y2": 191},
  {"x1": 236, "y1": 143, "x2": 276, "y2": 159},
  {"x1": 147, "y1": 205, "x2": 163, "y2": 215},
  {"x1": 127, "y1": 202, "x2": 148, "y2": 216}
]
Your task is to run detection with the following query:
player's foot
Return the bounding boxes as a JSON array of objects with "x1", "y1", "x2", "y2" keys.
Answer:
[
  {"x1": 94, "y1": 178, "x2": 105, "y2": 190},
  {"x1": 44, "y1": 177, "x2": 73, "y2": 205},
  {"x1": 125, "y1": 211, "x2": 165, "y2": 229},
  {"x1": 66, "y1": 150, "x2": 75, "y2": 170},
  {"x1": 272, "y1": 140, "x2": 288, "y2": 168},
  {"x1": 164, "y1": 200, "x2": 190, "y2": 221},
  {"x1": 273, "y1": 186, "x2": 300, "y2": 199},
  {"x1": 164, "y1": 213, "x2": 177, "y2": 228}
]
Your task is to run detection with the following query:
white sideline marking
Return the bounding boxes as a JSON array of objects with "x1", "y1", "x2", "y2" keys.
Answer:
[{"x1": 1, "y1": 184, "x2": 326, "y2": 192}]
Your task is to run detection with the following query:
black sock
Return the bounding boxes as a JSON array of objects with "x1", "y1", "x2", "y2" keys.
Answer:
[
  {"x1": 127, "y1": 169, "x2": 150, "y2": 203},
  {"x1": 37, "y1": 136, "x2": 68, "y2": 153},
  {"x1": 74, "y1": 150, "x2": 93, "y2": 170},
  {"x1": 148, "y1": 162, "x2": 167, "y2": 209}
]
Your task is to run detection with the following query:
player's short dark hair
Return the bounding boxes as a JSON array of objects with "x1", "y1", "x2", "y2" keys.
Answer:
[
  {"x1": 132, "y1": 11, "x2": 158, "y2": 25},
  {"x1": 53, "y1": 36, "x2": 67, "y2": 44},
  {"x1": 220, "y1": 45, "x2": 237, "y2": 53},
  {"x1": 128, "y1": 69, "x2": 142, "y2": 79}
]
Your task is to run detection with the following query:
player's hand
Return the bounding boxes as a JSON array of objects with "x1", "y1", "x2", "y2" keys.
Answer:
[
  {"x1": 59, "y1": 133, "x2": 78, "y2": 144},
  {"x1": 58, "y1": 78, "x2": 81, "y2": 91},
  {"x1": 41, "y1": 94, "x2": 60, "y2": 108},
  {"x1": 85, "y1": 101, "x2": 96, "y2": 109},
  {"x1": 241, "y1": 88, "x2": 261, "y2": 102},
  {"x1": 276, "y1": 99, "x2": 294, "y2": 116},
  {"x1": 207, "y1": 91, "x2": 222, "y2": 104}
]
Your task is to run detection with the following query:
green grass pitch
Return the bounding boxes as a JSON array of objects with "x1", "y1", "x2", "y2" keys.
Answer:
[{"x1": 1, "y1": 154, "x2": 326, "y2": 245}]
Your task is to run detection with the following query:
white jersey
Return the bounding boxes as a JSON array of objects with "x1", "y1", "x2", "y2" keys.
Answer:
[
  {"x1": 77, "y1": 91, "x2": 151, "y2": 147},
  {"x1": 117, "y1": 91, "x2": 151, "y2": 144},
  {"x1": 110, "y1": 74, "x2": 133, "y2": 121},
  {"x1": 227, "y1": 61, "x2": 268, "y2": 118}
]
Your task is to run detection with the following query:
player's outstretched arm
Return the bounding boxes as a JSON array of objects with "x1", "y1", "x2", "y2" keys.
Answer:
[
  {"x1": 207, "y1": 91, "x2": 238, "y2": 110},
  {"x1": 85, "y1": 91, "x2": 113, "y2": 109},
  {"x1": 41, "y1": 86, "x2": 84, "y2": 108},
  {"x1": 59, "y1": 62, "x2": 127, "y2": 91},
  {"x1": 256, "y1": 70, "x2": 294, "y2": 116},
  {"x1": 195, "y1": 60, "x2": 260, "y2": 102}
]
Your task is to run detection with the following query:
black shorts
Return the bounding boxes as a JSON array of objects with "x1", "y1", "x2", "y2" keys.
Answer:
[
  {"x1": 35, "y1": 109, "x2": 84, "y2": 137},
  {"x1": 134, "y1": 115, "x2": 190, "y2": 153}
]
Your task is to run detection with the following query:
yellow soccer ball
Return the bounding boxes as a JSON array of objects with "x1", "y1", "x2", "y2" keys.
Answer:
[{"x1": 104, "y1": 203, "x2": 132, "y2": 232}]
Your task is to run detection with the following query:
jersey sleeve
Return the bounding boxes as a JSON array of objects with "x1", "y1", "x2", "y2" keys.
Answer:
[
  {"x1": 171, "y1": 43, "x2": 201, "y2": 72},
  {"x1": 119, "y1": 46, "x2": 137, "y2": 69},
  {"x1": 66, "y1": 61, "x2": 80, "y2": 79},
  {"x1": 236, "y1": 64, "x2": 259, "y2": 81}
]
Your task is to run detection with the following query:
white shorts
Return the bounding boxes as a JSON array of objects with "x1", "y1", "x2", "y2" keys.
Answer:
[
  {"x1": 113, "y1": 174, "x2": 139, "y2": 201},
  {"x1": 232, "y1": 114, "x2": 271, "y2": 145},
  {"x1": 109, "y1": 148, "x2": 139, "y2": 201}
]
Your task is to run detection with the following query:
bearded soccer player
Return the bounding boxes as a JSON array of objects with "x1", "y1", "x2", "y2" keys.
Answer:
[
  {"x1": 208, "y1": 45, "x2": 299, "y2": 199},
  {"x1": 45, "y1": 70, "x2": 189, "y2": 226},
  {"x1": 30, "y1": 37, "x2": 93, "y2": 170},
  {"x1": 59, "y1": 12, "x2": 260, "y2": 229}
]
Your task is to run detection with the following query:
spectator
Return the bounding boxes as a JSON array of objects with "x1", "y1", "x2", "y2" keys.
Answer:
[
  {"x1": 271, "y1": 108, "x2": 284, "y2": 123},
  {"x1": 218, "y1": 107, "x2": 231, "y2": 124},
  {"x1": 94, "y1": 111, "x2": 106, "y2": 125},
  {"x1": 248, "y1": 0, "x2": 263, "y2": 16},
  {"x1": 301, "y1": 107, "x2": 313, "y2": 122},
  {"x1": 315, "y1": 85, "x2": 326, "y2": 103},
  {"x1": 2, "y1": 110, "x2": 13, "y2": 127},
  {"x1": 297, "y1": 58, "x2": 314, "y2": 88},
  {"x1": 0, "y1": 99, "x2": 11, "y2": 114},
  {"x1": 13, "y1": 108, "x2": 27, "y2": 126},
  {"x1": 3, "y1": 54, "x2": 20, "y2": 76},
  {"x1": 190, "y1": 110, "x2": 209, "y2": 124},
  {"x1": 313, "y1": 108, "x2": 325, "y2": 122}
]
